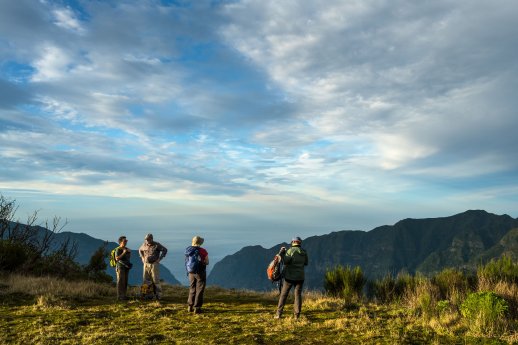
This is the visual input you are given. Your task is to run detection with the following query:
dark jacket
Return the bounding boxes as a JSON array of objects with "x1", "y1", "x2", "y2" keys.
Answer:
[
  {"x1": 115, "y1": 247, "x2": 132, "y2": 269},
  {"x1": 280, "y1": 245, "x2": 308, "y2": 281}
]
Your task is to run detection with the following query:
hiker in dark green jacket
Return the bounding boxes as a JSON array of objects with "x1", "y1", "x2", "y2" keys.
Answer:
[
  {"x1": 275, "y1": 236, "x2": 308, "y2": 320},
  {"x1": 115, "y1": 236, "x2": 132, "y2": 301}
]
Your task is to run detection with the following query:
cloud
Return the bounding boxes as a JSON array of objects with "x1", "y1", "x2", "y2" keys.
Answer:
[
  {"x1": 0, "y1": 0, "x2": 517, "y2": 216},
  {"x1": 221, "y1": 0, "x2": 518, "y2": 177}
]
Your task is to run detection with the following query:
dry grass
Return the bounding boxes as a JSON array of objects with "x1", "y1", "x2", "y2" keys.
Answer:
[
  {"x1": 1, "y1": 273, "x2": 114, "y2": 299},
  {"x1": 0, "y1": 274, "x2": 516, "y2": 344}
]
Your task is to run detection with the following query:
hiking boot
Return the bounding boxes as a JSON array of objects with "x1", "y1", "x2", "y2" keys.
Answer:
[
  {"x1": 274, "y1": 313, "x2": 282, "y2": 319},
  {"x1": 293, "y1": 314, "x2": 300, "y2": 320},
  {"x1": 194, "y1": 307, "x2": 202, "y2": 314},
  {"x1": 188, "y1": 305, "x2": 194, "y2": 313}
]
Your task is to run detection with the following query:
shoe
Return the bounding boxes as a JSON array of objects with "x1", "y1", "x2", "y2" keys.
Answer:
[
  {"x1": 274, "y1": 313, "x2": 281, "y2": 319},
  {"x1": 194, "y1": 307, "x2": 202, "y2": 314},
  {"x1": 188, "y1": 305, "x2": 194, "y2": 312},
  {"x1": 293, "y1": 314, "x2": 300, "y2": 320},
  {"x1": 155, "y1": 294, "x2": 161, "y2": 300}
]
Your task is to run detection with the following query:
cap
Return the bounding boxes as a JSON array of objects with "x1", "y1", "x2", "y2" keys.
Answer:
[{"x1": 291, "y1": 236, "x2": 302, "y2": 243}]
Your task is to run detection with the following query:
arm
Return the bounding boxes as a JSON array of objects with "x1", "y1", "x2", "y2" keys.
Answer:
[
  {"x1": 139, "y1": 244, "x2": 146, "y2": 263},
  {"x1": 159, "y1": 243, "x2": 168, "y2": 260},
  {"x1": 116, "y1": 248, "x2": 127, "y2": 261}
]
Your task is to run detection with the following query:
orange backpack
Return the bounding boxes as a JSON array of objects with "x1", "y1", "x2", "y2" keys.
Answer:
[{"x1": 266, "y1": 254, "x2": 283, "y2": 281}]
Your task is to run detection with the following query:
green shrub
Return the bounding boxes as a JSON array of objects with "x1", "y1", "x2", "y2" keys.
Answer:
[
  {"x1": 324, "y1": 265, "x2": 366, "y2": 303},
  {"x1": 460, "y1": 291, "x2": 508, "y2": 336},
  {"x1": 370, "y1": 274, "x2": 397, "y2": 303},
  {"x1": 394, "y1": 272, "x2": 417, "y2": 298},
  {"x1": 369, "y1": 272, "x2": 418, "y2": 304},
  {"x1": 0, "y1": 240, "x2": 29, "y2": 271},
  {"x1": 432, "y1": 268, "x2": 470, "y2": 301},
  {"x1": 478, "y1": 256, "x2": 518, "y2": 285},
  {"x1": 436, "y1": 300, "x2": 451, "y2": 315}
]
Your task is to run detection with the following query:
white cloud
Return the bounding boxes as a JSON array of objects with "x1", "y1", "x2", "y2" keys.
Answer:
[
  {"x1": 221, "y1": 0, "x2": 518, "y2": 179},
  {"x1": 53, "y1": 7, "x2": 85, "y2": 34},
  {"x1": 31, "y1": 45, "x2": 71, "y2": 81}
]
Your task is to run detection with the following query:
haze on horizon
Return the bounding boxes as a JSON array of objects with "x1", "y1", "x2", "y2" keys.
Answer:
[{"x1": 1, "y1": 0, "x2": 518, "y2": 282}]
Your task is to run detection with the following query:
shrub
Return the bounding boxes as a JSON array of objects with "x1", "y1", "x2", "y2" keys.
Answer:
[
  {"x1": 432, "y1": 268, "x2": 470, "y2": 305},
  {"x1": 324, "y1": 265, "x2": 366, "y2": 303},
  {"x1": 394, "y1": 272, "x2": 417, "y2": 298},
  {"x1": 460, "y1": 291, "x2": 509, "y2": 336},
  {"x1": 0, "y1": 240, "x2": 29, "y2": 271},
  {"x1": 84, "y1": 244, "x2": 112, "y2": 283},
  {"x1": 369, "y1": 272, "x2": 418, "y2": 304},
  {"x1": 478, "y1": 256, "x2": 518, "y2": 285},
  {"x1": 436, "y1": 299, "x2": 451, "y2": 315},
  {"x1": 403, "y1": 275, "x2": 440, "y2": 319},
  {"x1": 370, "y1": 274, "x2": 397, "y2": 303}
]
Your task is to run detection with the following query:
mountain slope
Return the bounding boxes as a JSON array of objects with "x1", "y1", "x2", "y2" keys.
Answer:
[{"x1": 208, "y1": 210, "x2": 518, "y2": 290}]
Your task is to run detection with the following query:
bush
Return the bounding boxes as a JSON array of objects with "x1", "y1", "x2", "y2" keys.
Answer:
[
  {"x1": 478, "y1": 256, "x2": 518, "y2": 285},
  {"x1": 432, "y1": 268, "x2": 470, "y2": 303},
  {"x1": 402, "y1": 274, "x2": 440, "y2": 320},
  {"x1": 84, "y1": 244, "x2": 112, "y2": 283},
  {"x1": 368, "y1": 272, "x2": 418, "y2": 304},
  {"x1": 0, "y1": 240, "x2": 29, "y2": 271},
  {"x1": 460, "y1": 291, "x2": 509, "y2": 336},
  {"x1": 370, "y1": 274, "x2": 397, "y2": 303},
  {"x1": 324, "y1": 265, "x2": 366, "y2": 303}
]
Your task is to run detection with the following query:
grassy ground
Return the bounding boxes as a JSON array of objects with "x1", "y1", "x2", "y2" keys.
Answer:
[{"x1": 0, "y1": 275, "x2": 516, "y2": 344}]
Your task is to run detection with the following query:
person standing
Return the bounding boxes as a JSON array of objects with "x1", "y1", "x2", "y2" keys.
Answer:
[
  {"x1": 138, "y1": 233, "x2": 168, "y2": 300},
  {"x1": 185, "y1": 236, "x2": 209, "y2": 314},
  {"x1": 275, "y1": 236, "x2": 308, "y2": 320},
  {"x1": 115, "y1": 236, "x2": 132, "y2": 301}
]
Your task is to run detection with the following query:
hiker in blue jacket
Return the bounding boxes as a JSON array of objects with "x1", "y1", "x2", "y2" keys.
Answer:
[
  {"x1": 185, "y1": 236, "x2": 209, "y2": 314},
  {"x1": 275, "y1": 236, "x2": 308, "y2": 320}
]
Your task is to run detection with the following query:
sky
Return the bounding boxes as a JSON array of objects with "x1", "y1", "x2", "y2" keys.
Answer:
[{"x1": 1, "y1": 0, "x2": 517, "y2": 283}]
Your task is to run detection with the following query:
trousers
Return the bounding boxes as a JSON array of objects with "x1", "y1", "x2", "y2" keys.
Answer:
[{"x1": 277, "y1": 279, "x2": 304, "y2": 316}]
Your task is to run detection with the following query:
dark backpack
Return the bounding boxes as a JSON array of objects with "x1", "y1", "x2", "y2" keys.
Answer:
[
  {"x1": 185, "y1": 247, "x2": 201, "y2": 274},
  {"x1": 267, "y1": 254, "x2": 283, "y2": 281}
]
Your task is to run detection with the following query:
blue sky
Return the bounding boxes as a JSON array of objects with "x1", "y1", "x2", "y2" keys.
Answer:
[{"x1": 1, "y1": 0, "x2": 517, "y2": 283}]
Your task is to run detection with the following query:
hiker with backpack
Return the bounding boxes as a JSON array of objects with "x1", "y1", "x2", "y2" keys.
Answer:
[
  {"x1": 275, "y1": 236, "x2": 308, "y2": 320},
  {"x1": 138, "y1": 233, "x2": 168, "y2": 300},
  {"x1": 113, "y1": 236, "x2": 133, "y2": 301},
  {"x1": 185, "y1": 235, "x2": 209, "y2": 314}
]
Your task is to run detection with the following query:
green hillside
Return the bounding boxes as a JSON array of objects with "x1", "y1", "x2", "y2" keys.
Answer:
[{"x1": 209, "y1": 210, "x2": 518, "y2": 290}]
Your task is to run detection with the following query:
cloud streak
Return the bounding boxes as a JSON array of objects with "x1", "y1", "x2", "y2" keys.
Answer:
[{"x1": 0, "y1": 0, "x2": 517, "y2": 248}]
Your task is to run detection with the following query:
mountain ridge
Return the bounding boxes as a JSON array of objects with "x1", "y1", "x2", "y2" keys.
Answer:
[{"x1": 208, "y1": 210, "x2": 518, "y2": 290}]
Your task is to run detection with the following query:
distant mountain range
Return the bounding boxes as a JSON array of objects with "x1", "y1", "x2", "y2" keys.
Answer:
[{"x1": 208, "y1": 210, "x2": 518, "y2": 291}]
